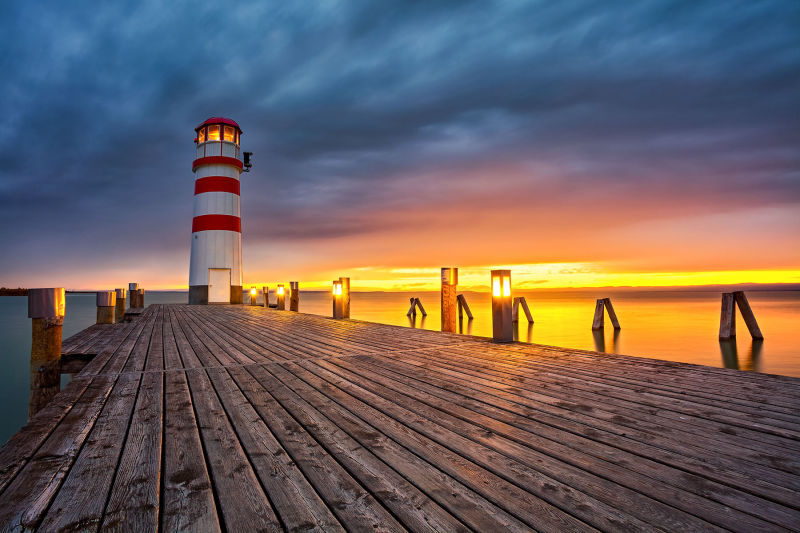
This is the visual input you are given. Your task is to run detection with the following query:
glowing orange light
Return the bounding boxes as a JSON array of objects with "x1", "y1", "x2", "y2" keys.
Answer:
[
  {"x1": 492, "y1": 277, "x2": 501, "y2": 297},
  {"x1": 250, "y1": 287, "x2": 257, "y2": 296},
  {"x1": 502, "y1": 278, "x2": 510, "y2": 297},
  {"x1": 277, "y1": 286, "x2": 284, "y2": 295},
  {"x1": 208, "y1": 125, "x2": 220, "y2": 141}
]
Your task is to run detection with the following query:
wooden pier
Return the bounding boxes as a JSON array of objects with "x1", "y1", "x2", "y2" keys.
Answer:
[{"x1": 1, "y1": 304, "x2": 798, "y2": 531}]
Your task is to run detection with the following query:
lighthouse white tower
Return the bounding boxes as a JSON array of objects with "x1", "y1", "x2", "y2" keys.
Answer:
[{"x1": 189, "y1": 117, "x2": 244, "y2": 304}]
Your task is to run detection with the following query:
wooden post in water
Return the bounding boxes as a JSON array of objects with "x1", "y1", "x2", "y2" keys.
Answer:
[
  {"x1": 491, "y1": 270, "x2": 513, "y2": 342},
  {"x1": 592, "y1": 298, "x2": 621, "y2": 330},
  {"x1": 339, "y1": 277, "x2": 350, "y2": 318},
  {"x1": 27, "y1": 288, "x2": 65, "y2": 419},
  {"x1": 276, "y1": 284, "x2": 285, "y2": 310},
  {"x1": 512, "y1": 297, "x2": 534, "y2": 323},
  {"x1": 128, "y1": 283, "x2": 139, "y2": 308},
  {"x1": 733, "y1": 291, "x2": 764, "y2": 340},
  {"x1": 114, "y1": 288, "x2": 126, "y2": 323},
  {"x1": 332, "y1": 280, "x2": 343, "y2": 319},
  {"x1": 290, "y1": 282, "x2": 299, "y2": 312},
  {"x1": 441, "y1": 267, "x2": 458, "y2": 333},
  {"x1": 718, "y1": 293, "x2": 736, "y2": 340},
  {"x1": 96, "y1": 291, "x2": 116, "y2": 324},
  {"x1": 457, "y1": 294, "x2": 473, "y2": 320}
]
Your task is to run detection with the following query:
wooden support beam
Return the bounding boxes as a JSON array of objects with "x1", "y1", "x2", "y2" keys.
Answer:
[
  {"x1": 441, "y1": 268, "x2": 458, "y2": 333},
  {"x1": 406, "y1": 297, "x2": 416, "y2": 317},
  {"x1": 733, "y1": 291, "x2": 764, "y2": 340},
  {"x1": 289, "y1": 282, "x2": 299, "y2": 312},
  {"x1": 456, "y1": 294, "x2": 473, "y2": 320},
  {"x1": 27, "y1": 288, "x2": 65, "y2": 419},
  {"x1": 719, "y1": 292, "x2": 736, "y2": 340},
  {"x1": 415, "y1": 298, "x2": 427, "y2": 317},
  {"x1": 114, "y1": 288, "x2": 126, "y2": 323},
  {"x1": 128, "y1": 283, "x2": 139, "y2": 308},
  {"x1": 602, "y1": 298, "x2": 620, "y2": 330},
  {"x1": 591, "y1": 299, "x2": 605, "y2": 330},
  {"x1": 96, "y1": 291, "x2": 116, "y2": 324},
  {"x1": 513, "y1": 297, "x2": 534, "y2": 323}
]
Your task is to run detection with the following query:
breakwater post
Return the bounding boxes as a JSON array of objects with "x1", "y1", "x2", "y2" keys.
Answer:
[
  {"x1": 332, "y1": 280, "x2": 343, "y2": 319},
  {"x1": 591, "y1": 298, "x2": 621, "y2": 330},
  {"x1": 96, "y1": 291, "x2": 116, "y2": 324},
  {"x1": 719, "y1": 291, "x2": 763, "y2": 340},
  {"x1": 290, "y1": 281, "x2": 299, "y2": 312},
  {"x1": 512, "y1": 297, "x2": 534, "y2": 323},
  {"x1": 114, "y1": 288, "x2": 126, "y2": 323},
  {"x1": 27, "y1": 288, "x2": 65, "y2": 419},
  {"x1": 276, "y1": 284, "x2": 285, "y2": 310},
  {"x1": 339, "y1": 277, "x2": 350, "y2": 318},
  {"x1": 491, "y1": 270, "x2": 513, "y2": 342},
  {"x1": 441, "y1": 267, "x2": 458, "y2": 333}
]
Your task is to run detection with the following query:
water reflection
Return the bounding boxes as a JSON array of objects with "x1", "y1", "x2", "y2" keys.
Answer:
[
  {"x1": 719, "y1": 338, "x2": 763, "y2": 372},
  {"x1": 513, "y1": 322, "x2": 533, "y2": 343},
  {"x1": 592, "y1": 329, "x2": 620, "y2": 353},
  {"x1": 458, "y1": 316, "x2": 473, "y2": 335},
  {"x1": 408, "y1": 314, "x2": 426, "y2": 329}
]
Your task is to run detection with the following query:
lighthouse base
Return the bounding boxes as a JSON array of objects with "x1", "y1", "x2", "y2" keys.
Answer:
[{"x1": 189, "y1": 285, "x2": 243, "y2": 305}]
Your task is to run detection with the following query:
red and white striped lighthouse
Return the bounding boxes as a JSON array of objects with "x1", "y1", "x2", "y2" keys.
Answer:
[{"x1": 189, "y1": 117, "x2": 244, "y2": 304}]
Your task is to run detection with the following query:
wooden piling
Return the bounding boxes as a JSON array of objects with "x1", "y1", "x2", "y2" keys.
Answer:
[
  {"x1": 441, "y1": 268, "x2": 458, "y2": 333},
  {"x1": 512, "y1": 297, "x2": 534, "y2": 323},
  {"x1": 733, "y1": 291, "x2": 764, "y2": 340},
  {"x1": 128, "y1": 283, "x2": 139, "y2": 308},
  {"x1": 603, "y1": 298, "x2": 621, "y2": 329},
  {"x1": 137, "y1": 288, "x2": 145, "y2": 309},
  {"x1": 96, "y1": 291, "x2": 116, "y2": 324},
  {"x1": 491, "y1": 270, "x2": 513, "y2": 342},
  {"x1": 592, "y1": 299, "x2": 605, "y2": 330},
  {"x1": 457, "y1": 294, "x2": 473, "y2": 320},
  {"x1": 290, "y1": 282, "x2": 299, "y2": 312},
  {"x1": 719, "y1": 292, "x2": 736, "y2": 340},
  {"x1": 27, "y1": 288, "x2": 65, "y2": 419},
  {"x1": 262, "y1": 286, "x2": 269, "y2": 307},
  {"x1": 276, "y1": 285, "x2": 285, "y2": 310},
  {"x1": 114, "y1": 288, "x2": 126, "y2": 323},
  {"x1": 339, "y1": 277, "x2": 350, "y2": 318}
]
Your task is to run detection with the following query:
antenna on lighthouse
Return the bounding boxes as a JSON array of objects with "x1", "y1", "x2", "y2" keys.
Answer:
[{"x1": 243, "y1": 152, "x2": 253, "y2": 172}]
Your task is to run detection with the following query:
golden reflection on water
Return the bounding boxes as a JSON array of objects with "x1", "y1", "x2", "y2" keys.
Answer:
[{"x1": 292, "y1": 289, "x2": 800, "y2": 377}]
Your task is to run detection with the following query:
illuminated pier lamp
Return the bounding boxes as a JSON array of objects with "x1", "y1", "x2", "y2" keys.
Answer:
[
  {"x1": 249, "y1": 287, "x2": 258, "y2": 306},
  {"x1": 332, "y1": 281, "x2": 343, "y2": 319},
  {"x1": 491, "y1": 269, "x2": 513, "y2": 342},
  {"x1": 276, "y1": 284, "x2": 286, "y2": 310}
]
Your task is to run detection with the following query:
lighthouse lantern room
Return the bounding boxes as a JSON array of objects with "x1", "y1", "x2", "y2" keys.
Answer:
[{"x1": 189, "y1": 117, "x2": 245, "y2": 304}]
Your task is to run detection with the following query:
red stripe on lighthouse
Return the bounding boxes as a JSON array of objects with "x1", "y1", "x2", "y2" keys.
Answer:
[
  {"x1": 192, "y1": 215, "x2": 241, "y2": 233},
  {"x1": 192, "y1": 156, "x2": 243, "y2": 171},
  {"x1": 194, "y1": 176, "x2": 240, "y2": 195}
]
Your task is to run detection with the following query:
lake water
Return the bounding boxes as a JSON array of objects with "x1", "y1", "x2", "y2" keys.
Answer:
[{"x1": 0, "y1": 289, "x2": 797, "y2": 444}]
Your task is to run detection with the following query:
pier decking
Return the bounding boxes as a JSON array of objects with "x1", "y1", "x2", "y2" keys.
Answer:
[{"x1": 1, "y1": 304, "x2": 798, "y2": 531}]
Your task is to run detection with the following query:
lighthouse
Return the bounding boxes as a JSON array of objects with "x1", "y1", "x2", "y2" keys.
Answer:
[{"x1": 189, "y1": 117, "x2": 246, "y2": 304}]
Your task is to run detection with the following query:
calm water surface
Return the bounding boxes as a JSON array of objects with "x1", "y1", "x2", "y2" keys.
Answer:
[{"x1": 0, "y1": 289, "x2": 797, "y2": 443}]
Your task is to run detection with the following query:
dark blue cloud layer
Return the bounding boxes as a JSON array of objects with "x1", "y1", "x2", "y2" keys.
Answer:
[{"x1": 0, "y1": 0, "x2": 798, "y2": 280}]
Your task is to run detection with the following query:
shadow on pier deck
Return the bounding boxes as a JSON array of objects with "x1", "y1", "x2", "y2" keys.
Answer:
[{"x1": 1, "y1": 304, "x2": 798, "y2": 531}]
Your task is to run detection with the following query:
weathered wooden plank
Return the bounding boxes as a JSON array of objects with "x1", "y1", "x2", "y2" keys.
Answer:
[{"x1": 734, "y1": 291, "x2": 764, "y2": 340}]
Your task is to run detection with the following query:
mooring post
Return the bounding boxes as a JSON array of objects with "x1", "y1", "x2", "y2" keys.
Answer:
[
  {"x1": 339, "y1": 277, "x2": 350, "y2": 318},
  {"x1": 441, "y1": 267, "x2": 458, "y2": 333},
  {"x1": 290, "y1": 281, "x2": 299, "y2": 312},
  {"x1": 719, "y1": 292, "x2": 736, "y2": 340},
  {"x1": 276, "y1": 284, "x2": 285, "y2": 310},
  {"x1": 457, "y1": 294, "x2": 473, "y2": 320},
  {"x1": 332, "y1": 280, "x2": 343, "y2": 319},
  {"x1": 591, "y1": 299, "x2": 605, "y2": 330},
  {"x1": 602, "y1": 298, "x2": 620, "y2": 329},
  {"x1": 114, "y1": 288, "x2": 126, "y2": 323},
  {"x1": 491, "y1": 270, "x2": 513, "y2": 342},
  {"x1": 262, "y1": 286, "x2": 269, "y2": 307},
  {"x1": 512, "y1": 297, "x2": 534, "y2": 324},
  {"x1": 128, "y1": 283, "x2": 139, "y2": 308},
  {"x1": 407, "y1": 297, "x2": 416, "y2": 317},
  {"x1": 27, "y1": 288, "x2": 65, "y2": 419},
  {"x1": 96, "y1": 290, "x2": 116, "y2": 324},
  {"x1": 733, "y1": 291, "x2": 764, "y2": 340},
  {"x1": 136, "y1": 288, "x2": 145, "y2": 308}
]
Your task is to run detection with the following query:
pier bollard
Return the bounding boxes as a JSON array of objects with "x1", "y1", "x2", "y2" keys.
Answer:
[
  {"x1": 441, "y1": 268, "x2": 458, "y2": 333},
  {"x1": 262, "y1": 286, "x2": 269, "y2": 307},
  {"x1": 136, "y1": 288, "x2": 146, "y2": 309},
  {"x1": 276, "y1": 284, "x2": 285, "y2": 310},
  {"x1": 339, "y1": 277, "x2": 350, "y2": 318},
  {"x1": 114, "y1": 288, "x2": 126, "y2": 323},
  {"x1": 290, "y1": 282, "x2": 299, "y2": 312},
  {"x1": 96, "y1": 291, "x2": 116, "y2": 324},
  {"x1": 491, "y1": 270, "x2": 513, "y2": 342},
  {"x1": 128, "y1": 283, "x2": 139, "y2": 308},
  {"x1": 28, "y1": 288, "x2": 65, "y2": 419},
  {"x1": 332, "y1": 281, "x2": 343, "y2": 319}
]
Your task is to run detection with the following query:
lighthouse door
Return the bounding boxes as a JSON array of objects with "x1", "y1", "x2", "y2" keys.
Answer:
[{"x1": 208, "y1": 268, "x2": 231, "y2": 304}]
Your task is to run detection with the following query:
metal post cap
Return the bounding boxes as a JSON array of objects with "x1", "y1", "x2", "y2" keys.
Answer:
[
  {"x1": 28, "y1": 288, "x2": 66, "y2": 318},
  {"x1": 129, "y1": 283, "x2": 139, "y2": 291},
  {"x1": 96, "y1": 291, "x2": 116, "y2": 307},
  {"x1": 115, "y1": 288, "x2": 126, "y2": 299}
]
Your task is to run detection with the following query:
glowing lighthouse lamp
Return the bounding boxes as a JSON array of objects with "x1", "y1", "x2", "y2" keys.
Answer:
[
  {"x1": 189, "y1": 117, "x2": 252, "y2": 305},
  {"x1": 491, "y1": 270, "x2": 513, "y2": 342}
]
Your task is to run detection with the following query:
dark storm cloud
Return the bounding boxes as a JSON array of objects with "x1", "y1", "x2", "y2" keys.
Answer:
[{"x1": 0, "y1": 0, "x2": 798, "y2": 278}]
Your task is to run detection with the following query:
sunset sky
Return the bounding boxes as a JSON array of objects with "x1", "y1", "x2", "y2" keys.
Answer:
[{"x1": 0, "y1": 1, "x2": 798, "y2": 291}]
